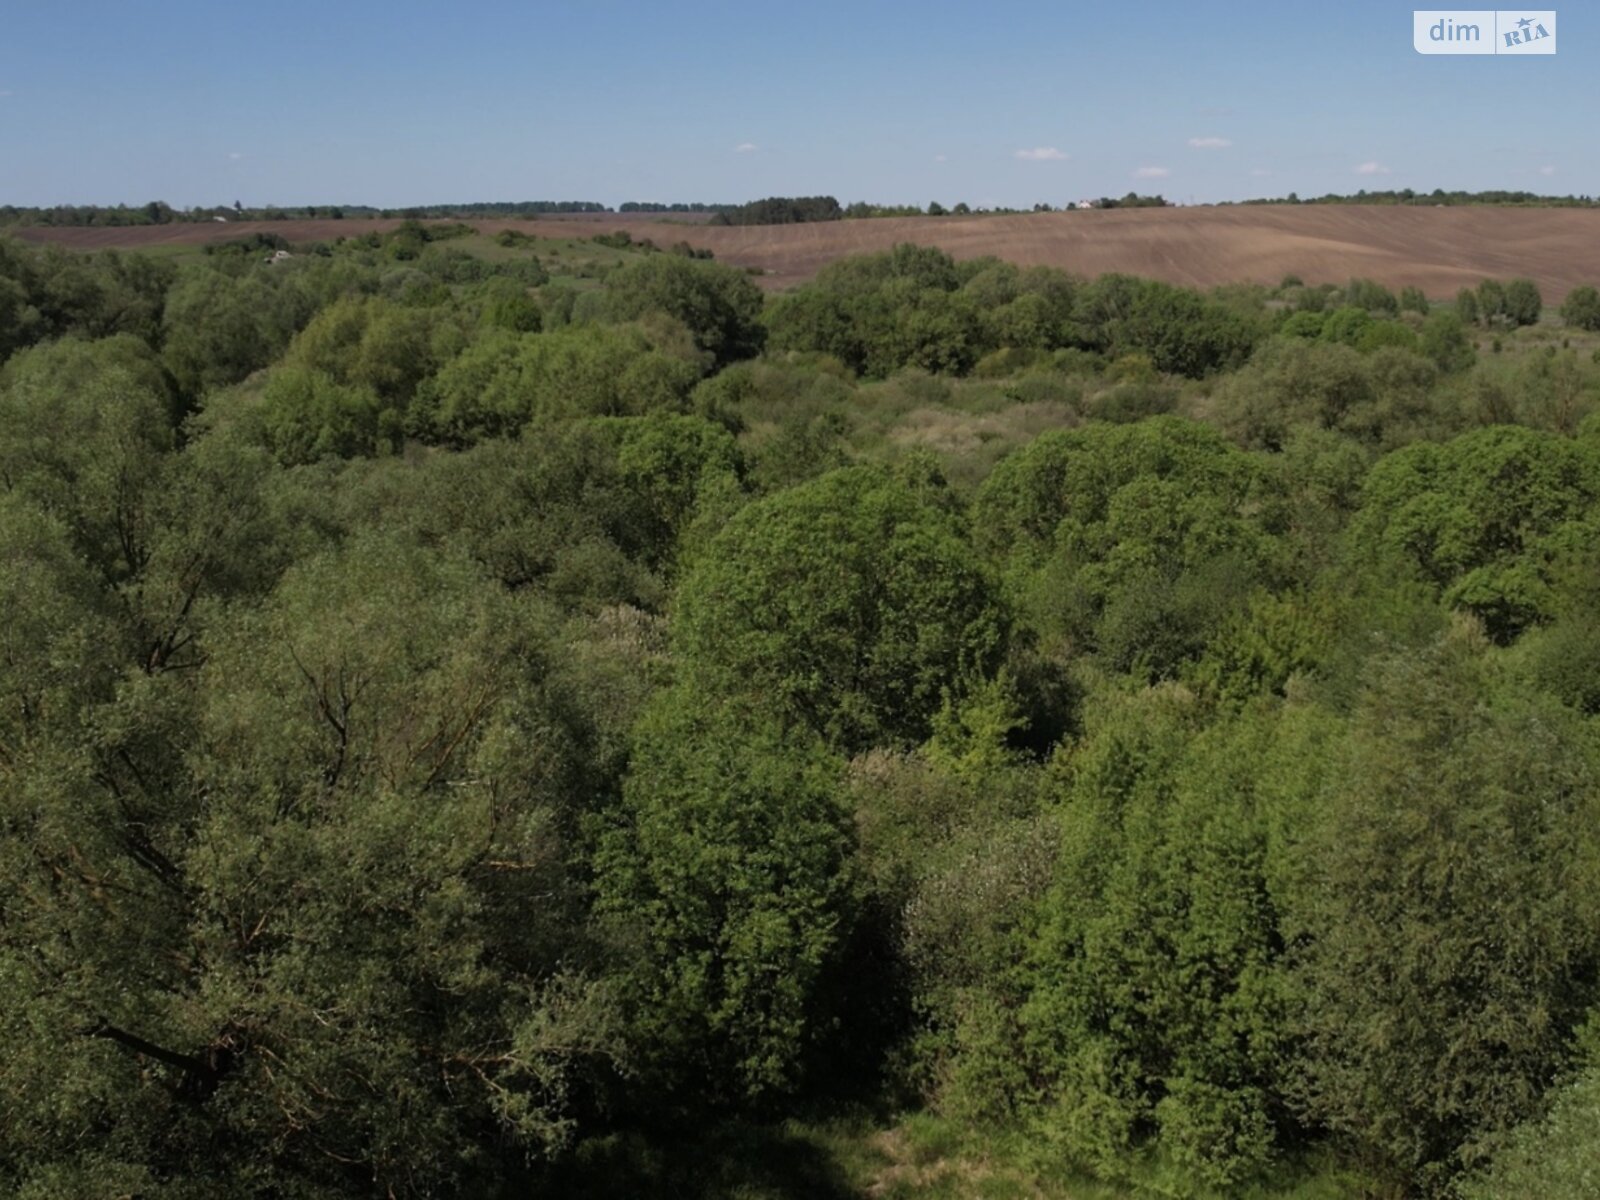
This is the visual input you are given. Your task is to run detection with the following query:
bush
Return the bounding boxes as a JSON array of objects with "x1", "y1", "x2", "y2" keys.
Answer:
[
  {"x1": 1560, "y1": 284, "x2": 1600, "y2": 331},
  {"x1": 1505, "y1": 277, "x2": 1543, "y2": 326}
]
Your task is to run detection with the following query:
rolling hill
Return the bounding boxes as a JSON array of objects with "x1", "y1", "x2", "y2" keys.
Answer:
[{"x1": 17, "y1": 204, "x2": 1600, "y2": 300}]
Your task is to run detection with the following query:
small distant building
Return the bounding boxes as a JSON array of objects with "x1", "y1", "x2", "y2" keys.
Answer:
[
  {"x1": 1076, "y1": 199, "x2": 1095, "y2": 210},
  {"x1": 213, "y1": 215, "x2": 229, "y2": 223},
  {"x1": 265, "y1": 249, "x2": 293, "y2": 265}
]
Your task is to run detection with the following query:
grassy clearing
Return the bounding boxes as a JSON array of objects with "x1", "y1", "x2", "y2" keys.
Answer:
[{"x1": 541, "y1": 1110, "x2": 1368, "y2": 1200}]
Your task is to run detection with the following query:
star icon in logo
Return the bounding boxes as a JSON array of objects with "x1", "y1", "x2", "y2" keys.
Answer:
[{"x1": 1517, "y1": 15, "x2": 1534, "y2": 29}]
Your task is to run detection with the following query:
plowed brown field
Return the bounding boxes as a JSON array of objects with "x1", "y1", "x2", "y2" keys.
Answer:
[{"x1": 17, "y1": 205, "x2": 1600, "y2": 300}]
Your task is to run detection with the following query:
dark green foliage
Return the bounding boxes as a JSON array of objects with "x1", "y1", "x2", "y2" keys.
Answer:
[
  {"x1": 1504, "y1": 277, "x2": 1543, "y2": 326},
  {"x1": 1560, "y1": 283, "x2": 1600, "y2": 331},
  {"x1": 0, "y1": 238, "x2": 176, "y2": 362},
  {"x1": 709, "y1": 195, "x2": 844, "y2": 225},
  {"x1": 160, "y1": 263, "x2": 323, "y2": 397},
  {"x1": 1100, "y1": 278, "x2": 1258, "y2": 377},
  {"x1": 202, "y1": 230, "x2": 289, "y2": 258},
  {"x1": 974, "y1": 417, "x2": 1287, "y2": 679},
  {"x1": 1343, "y1": 277, "x2": 1399, "y2": 315},
  {"x1": 768, "y1": 250, "x2": 1254, "y2": 380},
  {"x1": 1286, "y1": 631, "x2": 1600, "y2": 1188},
  {"x1": 1419, "y1": 309, "x2": 1476, "y2": 372},
  {"x1": 602, "y1": 253, "x2": 767, "y2": 367}
]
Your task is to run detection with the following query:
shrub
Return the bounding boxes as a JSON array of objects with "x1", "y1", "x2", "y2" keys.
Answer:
[{"x1": 1560, "y1": 284, "x2": 1600, "y2": 331}]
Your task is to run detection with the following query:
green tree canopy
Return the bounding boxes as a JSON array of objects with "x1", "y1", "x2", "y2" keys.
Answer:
[{"x1": 675, "y1": 464, "x2": 1006, "y2": 752}]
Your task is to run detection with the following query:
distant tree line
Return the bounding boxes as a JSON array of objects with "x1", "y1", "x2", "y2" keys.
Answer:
[
  {"x1": 1236, "y1": 188, "x2": 1600, "y2": 207},
  {"x1": 11, "y1": 188, "x2": 1600, "y2": 230},
  {"x1": 709, "y1": 196, "x2": 846, "y2": 225},
  {"x1": 620, "y1": 201, "x2": 733, "y2": 213},
  {"x1": 0, "y1": 201, "x2": 613, "y2": 227}
]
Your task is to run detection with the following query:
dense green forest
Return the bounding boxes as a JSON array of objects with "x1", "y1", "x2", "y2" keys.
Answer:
[{"x1": 7, "y1": 224, "x2": 1600, "y2": 1199}]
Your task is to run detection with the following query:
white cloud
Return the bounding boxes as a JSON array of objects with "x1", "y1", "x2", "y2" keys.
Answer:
[
  {"x1": 934, "y1": 153, "x2": 947, "y2": 163},
  {"x1": 1134, "y1": 166, "x2": 1171, "y2": 179},
  {"x1": 1355, "y1": 160, "x2": 1392, "y2": 176},
  {"x1": 1015, "y1": 147, "x2": 1067, "y2": 162},
  {"x1": 1188, "y1": 136, "x2": 1232, "y2": 149},
  {"x1": 1250, "y1": 168, "x2": 1273, "y2": 177},
  {"x1": 0, "y1": 90, "x2": 12, "y2": 98},
  {"x1": 227, "y1": 152, "x2": 244, "y2": 161},
  {"x1": 734, "y1": 142, "x2": 758, "y2": 153},
  {"x1": 1540, "y1": 165, "x2": 1557, "y2": 176}
]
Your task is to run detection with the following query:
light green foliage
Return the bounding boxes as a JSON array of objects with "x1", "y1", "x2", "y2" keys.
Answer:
[
  {"x1": 0, "y1": 336, "x2": 177, "y2": 582},
  {"x1": 282, "y1": 292, "x2": 464, "y2": 406},
  {"x1": 1355, "y1": 318, "x2": 1418, "y2": 354},
  {"x1": 476, "y1": 275, "x2": 544, "y2": 332},
  {"x1": 0, "y1": 492, "x2": 124, "y2": 751},
  {"x1": 1215, "y1": 339, "x2": 1373, "y2": 449},
  {"x1": 1019, "y1": 693, "x2": 1329, "y2": 1188},
  {"x1": 327, "y1": 413, "x2": 743, "y2": 610},
  {"x1": 8, "y1": 239, "x2": 1600, "y2": 1197},
  {"x1": 1278, "y1": 310, "x2": 1325, "y2": 340},
  {"x1": 1476, "y1": 278, "x2": 1507, "y2": 326},
  {"x1": 412, "y1": 323, "x2": 701, "y2": 443},
  {"x1": 1318, "y1": 305, "x2": 1374, "y2": 347},
  {"x1": 1350, "y1": 425, "x2": 1600, "y2": 640},
  {"x1": 258, "y1": 364, "x2": 386, "y2": 463},
  {"x1": 1459, "y1": 1068, "x2": 1600, "y2": 1200},
  {"x1": 0, "y1": 533, "x2": 619, "y2": 1198},
  {"x1": 594, "y1": 692, "x2": 854, "y2": 1102},
  {"x1": 675, "y1": 464, "x2": 1006, "y2": 752},
  {"x1": 253, "y1": 292, "x2": 468, "y2": 461}
]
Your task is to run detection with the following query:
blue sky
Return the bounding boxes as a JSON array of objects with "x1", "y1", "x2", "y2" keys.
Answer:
[{"x1": 0, "y1": 1, "x2": 1590, "y2": 208}]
